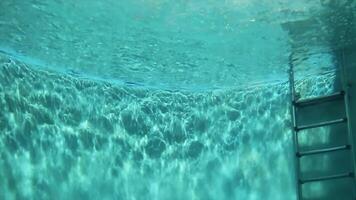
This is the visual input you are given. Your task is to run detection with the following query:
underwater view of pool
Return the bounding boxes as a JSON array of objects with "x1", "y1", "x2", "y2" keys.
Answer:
[{"x1": 0, "y1": 0, "x2": 355, "y2": 199}]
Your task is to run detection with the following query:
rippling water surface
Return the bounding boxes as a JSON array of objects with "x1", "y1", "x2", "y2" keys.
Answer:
[{"x1": 1, "y1": 0, "x2": 354, "y2": 89}]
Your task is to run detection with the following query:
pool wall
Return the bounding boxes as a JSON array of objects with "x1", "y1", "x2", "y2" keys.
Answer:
[{"x1": 340, "y1": 45, "x2": 356, "y2": 185}]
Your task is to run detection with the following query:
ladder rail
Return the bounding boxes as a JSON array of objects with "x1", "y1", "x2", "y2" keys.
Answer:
[
  {"x1": 297, "y1": 145, "x2": 350, "y2": 157},
  {"x1": 300, "y1": 172, "x2": 354, "y2": 184},
  {"x1": 289, "y1": 55, "x2": 302, "y2": 200},
  {"x1": 295, "y1": 91, "x2": 345, "y2": 107},
  {"x1": 296, "y1": 118, "x2": 347, "y2": 131}
]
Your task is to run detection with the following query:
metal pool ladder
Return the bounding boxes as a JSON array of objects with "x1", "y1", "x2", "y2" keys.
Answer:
[{"x1": 288, "y1": 58, "x2": 356, "y2": 200}]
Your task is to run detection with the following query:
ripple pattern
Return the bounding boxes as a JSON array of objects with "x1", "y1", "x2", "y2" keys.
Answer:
[{"x1": 0, "y1": 54, "x2": 336, "y2": 200}]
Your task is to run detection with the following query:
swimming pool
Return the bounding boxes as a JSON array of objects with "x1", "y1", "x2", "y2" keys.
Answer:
[{"x1": 0, "y1": 1, "x2": 355, "y2": 199}]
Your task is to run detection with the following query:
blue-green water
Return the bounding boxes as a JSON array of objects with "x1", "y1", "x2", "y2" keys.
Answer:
[
  {"x1": 0, "y1": 54, "x2": 338, "y2": 199},
  {"x1": 0, "y1": 1, "x2": 354, "y2": 200},
  {"x1": 0, "y1": 0, "x2": 345, "y2": 90}
]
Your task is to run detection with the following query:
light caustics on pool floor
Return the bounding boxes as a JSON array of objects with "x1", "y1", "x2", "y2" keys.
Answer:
[
  {"x1": 0, "y1": 53, "x2": 338, "y2": 200},
  {"x1": 0, "y1": 0, "x2": 354, "y2": 200}
]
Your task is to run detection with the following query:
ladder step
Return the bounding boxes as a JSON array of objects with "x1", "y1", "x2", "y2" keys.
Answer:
[
  {"x1": 300, "y1": 172, "x2": 354, "y2": 184},
  {"x1": 297, "y1": 145, "x2": 350, "y2": 157},
  {"x1": 294, "y1": 91, "x2": 344, "y2": 107},
  {"x1": 296, "y1": 118, "x2": 347, "y2": 131}
]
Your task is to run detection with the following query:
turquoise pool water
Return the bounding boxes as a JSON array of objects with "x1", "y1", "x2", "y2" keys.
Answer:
[
  {"x1": 0, "y1": 1, "x2": 354, "y2": 200},
  {"x1": 0, "y1": 0, "x2": 342, "y2": 90}
]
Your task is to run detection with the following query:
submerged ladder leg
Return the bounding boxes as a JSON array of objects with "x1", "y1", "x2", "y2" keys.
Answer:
[{"x1": 288, "y1": 55, "x2": 302, "y2": 200}]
